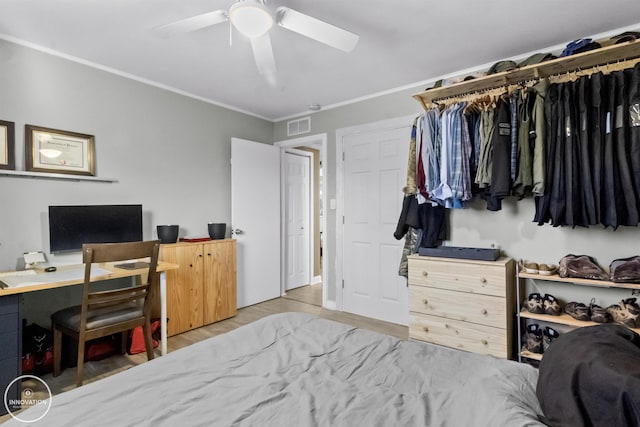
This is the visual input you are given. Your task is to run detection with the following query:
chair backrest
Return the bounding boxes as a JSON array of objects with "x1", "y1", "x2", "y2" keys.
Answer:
[{"x1": 80, "y1": 240, "x2": 160, "y2": 331}]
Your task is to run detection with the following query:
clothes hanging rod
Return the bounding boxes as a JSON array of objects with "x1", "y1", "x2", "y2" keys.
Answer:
[{"x1": 413, "y1": 39, "x2": 640, "y2": 109}]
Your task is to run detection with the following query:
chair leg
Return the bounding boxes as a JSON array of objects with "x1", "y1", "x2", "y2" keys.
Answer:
[
  {"x1": 142, "y1": 319, "x2": 155, "y2": 361},
  {"x1": 53, "y1": 324, "x2": 62, "y2": 377},
  {"x1": 76, "y1": 338, "x2": 86, "y2": 387}
]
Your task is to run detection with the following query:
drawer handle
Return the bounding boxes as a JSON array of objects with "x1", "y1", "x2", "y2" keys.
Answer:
[
  {"x1": 481, "y1": 339, "x2": 488, "y2": 346},
  {"x1": 423, "y1": 326, "x2": 429, "y2": 333},
  {"x1": 422, "y1": 271, "x2": 428, "y2": 277},
  {"x1": 481, "y1": 309, "x2": 488, "y2": 315},
  {"x1": 422, "y1": 299, "x2": 429, "y2": 305},
  {"x1": 480, "y1": 277, "x2": 487, "y2": 283}
]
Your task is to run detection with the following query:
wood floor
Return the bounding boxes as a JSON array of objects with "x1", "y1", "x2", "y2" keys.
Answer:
[
  {"x1": 282, "y1": 282, "x2": 323, "y2": 306},
  {"x1": 1, "y1": 285, "x2": 407, "y2": 423}
]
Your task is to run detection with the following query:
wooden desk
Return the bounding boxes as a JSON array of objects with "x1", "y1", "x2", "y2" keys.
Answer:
[{"x1": 0, "y1": 261, "x2": 179, "y2": 356}]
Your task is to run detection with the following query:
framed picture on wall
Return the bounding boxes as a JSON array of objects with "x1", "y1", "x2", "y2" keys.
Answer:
[
  {"x1": 0, "y1": 120, "x2": 15, "y2": 170},
  {"x1": 25, "y1": 124, "x2": 96, "y2": 176}
]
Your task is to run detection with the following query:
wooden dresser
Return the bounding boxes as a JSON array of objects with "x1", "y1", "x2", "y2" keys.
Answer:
[{"x1": 408, "y1": 255, "x2": 516, "y2": 359}]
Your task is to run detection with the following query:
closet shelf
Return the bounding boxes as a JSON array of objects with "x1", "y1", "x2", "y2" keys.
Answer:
[
  {"x1": 413, "y1": 39, "x2": 640, "y2": 109},
  {"x1": 518, "y1": 272, "x2": 640, "y2": 290},
  {"x1": 520, "y1": 350, "x2": 542, "y2": 361},
  {"x1": 519, "y1": 309, "x2": 640, "y2": 334}
]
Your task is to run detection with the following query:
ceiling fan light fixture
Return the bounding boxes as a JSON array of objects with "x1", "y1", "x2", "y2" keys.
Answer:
[{"x1": 229, "y1": 0, "x2": 273, "y2": 39}]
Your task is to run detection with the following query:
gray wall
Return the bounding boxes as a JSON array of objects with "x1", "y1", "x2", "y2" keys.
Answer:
[
  {"x1": 274, "y1": 79, "x2": 640, "y2": 307},
  {"x1": 0, "y1": 40, "x2": 273, "y2": 324}
]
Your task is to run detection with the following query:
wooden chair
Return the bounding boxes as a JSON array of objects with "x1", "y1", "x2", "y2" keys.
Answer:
[{"x1": 51, "y1": 240, "x2": 160, "y2": 387}]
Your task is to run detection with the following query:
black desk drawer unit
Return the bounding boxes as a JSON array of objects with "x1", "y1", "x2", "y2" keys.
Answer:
[{"x1": 0, "y1": 294, "x2": 21, "y2": 415}]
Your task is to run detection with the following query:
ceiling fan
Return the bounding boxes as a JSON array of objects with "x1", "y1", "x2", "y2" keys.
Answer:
[{"x1": 157, "y1": 0, "x2": 360, "y2": 86}]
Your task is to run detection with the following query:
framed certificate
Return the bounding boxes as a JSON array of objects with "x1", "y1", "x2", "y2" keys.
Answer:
[
  {"x1": 0, "y1": 120, "x2": 15, "y2": 170},
  {"x1": 25, "y1": 125, "x2": 96, "y2": 176}
]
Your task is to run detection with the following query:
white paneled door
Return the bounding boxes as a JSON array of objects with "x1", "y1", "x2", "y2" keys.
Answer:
[
  {"x1": 341, "y1": 124, "x2": 410, "y2": 325},
  {"x1": 231, "y1": 138, "x2": 281, "y2": 308},
  {"x1": 284, "y1": 151, "x2": 311, "y2": 291}
]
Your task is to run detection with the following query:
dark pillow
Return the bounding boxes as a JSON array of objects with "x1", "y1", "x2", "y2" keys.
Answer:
[{"x1": 537, "y1": 324, "x2": 640, "y2": 427}]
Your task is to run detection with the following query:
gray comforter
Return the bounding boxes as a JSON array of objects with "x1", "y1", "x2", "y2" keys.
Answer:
[{"x1": 4, "y1": 312, "x2": 544, "y2": 426}]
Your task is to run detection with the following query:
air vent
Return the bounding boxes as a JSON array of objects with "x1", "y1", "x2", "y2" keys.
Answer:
[{"x1": 287, "y1": 116, "x2": 311, "y2": 136}]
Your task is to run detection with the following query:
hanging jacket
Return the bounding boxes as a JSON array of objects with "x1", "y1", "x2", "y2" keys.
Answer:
[
  {"x1": 577, "y1": 76, "x2": 597, "y2": 225},
  {"x1": 531, "y1": 79, "x2": 548, "y2": 196},
  {"x1": 602, "y1": 73, "x2": 619, "y2": 228},
  {"x1": 626, "y1": 63, "x2": 640, "y2": 215},
  {"x1": 614, "y1": 70, "x2": 638, "y2": 225}
]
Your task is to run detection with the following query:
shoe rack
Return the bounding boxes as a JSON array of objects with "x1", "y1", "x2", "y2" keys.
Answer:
[{"x1": 516, "y1": 269, "x2": 640, "y2": 362}]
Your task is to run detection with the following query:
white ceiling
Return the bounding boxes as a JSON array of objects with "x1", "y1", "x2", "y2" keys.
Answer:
[{"x1": 1, "y1": 1, "x2": 640, "y2": 121}]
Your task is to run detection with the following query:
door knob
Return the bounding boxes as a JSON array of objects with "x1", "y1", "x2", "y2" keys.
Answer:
[{"x1": 232, "y1": 228, "x2": 244, "y2": 235}]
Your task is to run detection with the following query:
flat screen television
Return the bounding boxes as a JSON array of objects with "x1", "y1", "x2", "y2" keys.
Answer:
[{"x1": 48, "y1": 204, "x2": 143, "y2": 253}]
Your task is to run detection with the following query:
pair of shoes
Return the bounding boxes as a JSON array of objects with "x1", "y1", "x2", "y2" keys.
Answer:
[
  {"x1": 565, "y1": 300, "x2": 611, "y2": 323},
  {"x1": 524, "y1": 293, "x2": 562, "y2": 315},
  {"x1": 606, "y1": 298, "x2": 640, "y2": 328},
  {"x1": 564, "y1": 301, "x2": 590, "y2": 321},
  {"x1": 521, "y1": 260, "x2": 558, "y2": 275},
  {"x1": 589, "y1": 298, "x2": 610, "y2": 323},
  {"x1": 522, "y1": 324, "x2": 559, "y2": 354}
]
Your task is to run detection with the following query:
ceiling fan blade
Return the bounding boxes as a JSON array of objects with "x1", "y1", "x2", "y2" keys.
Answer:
[
  {"x1": 275, "y1": 7, "x2": 359, "y2": 52},
  {"x1": 156, "y1": 10, "x2": 228, "y2": 37},
  {"x1": 250, "y1": 33, "x2": 278, "y2": 86}
]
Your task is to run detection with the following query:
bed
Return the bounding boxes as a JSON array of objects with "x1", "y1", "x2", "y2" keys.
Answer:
[{"x1": 4, "y1": 312, "x2": 544, "y2": 426}]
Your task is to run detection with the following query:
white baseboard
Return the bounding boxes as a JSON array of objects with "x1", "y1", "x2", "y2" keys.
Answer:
[
  {"x1": 323, "y1": 300, "x2": 337, "y2": 310},
  {"x1": 311, "y1": 275, "x2": 322, "y2": 285}
]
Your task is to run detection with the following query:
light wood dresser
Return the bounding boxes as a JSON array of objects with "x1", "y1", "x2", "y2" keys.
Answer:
[{"x1": 408, "y1": 254, "x2": 516, "y2": 359}]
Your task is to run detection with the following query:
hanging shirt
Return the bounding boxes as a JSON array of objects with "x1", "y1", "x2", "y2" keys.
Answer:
[
  {"x1": 475, "y1": 108, "x2": 495, "y2": 188},
  {"x1": 416, "y1": 109, "x2": 440, "y2": 204}
]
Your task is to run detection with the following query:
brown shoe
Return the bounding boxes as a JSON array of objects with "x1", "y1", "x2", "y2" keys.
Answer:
[
  {"x1": 538, "y1": 264, "x2": 558, "y2": 276},
  {"x1": 589, "y1": 298, "x2": 610, "y2": 323},
  {"x1": 607, "y1": 298, "x2": 640, "y2": 328},
  {"x1": 564, "y1": 301, "x2": 590, "y2": 321},
  {"x1": 523, "y1": 261, "x2": 539, "y2": 274},
  {"x1": 543, "y1": 294, "x2": 562, "y2": 316},
  {"x1": 524, "y1": 293, "x2": 544, "y2": 314}
]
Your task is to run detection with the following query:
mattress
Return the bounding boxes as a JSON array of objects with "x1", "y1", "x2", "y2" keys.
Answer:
[{"x1": 3, "y1": 312, "x2": 544, "y2": 426}]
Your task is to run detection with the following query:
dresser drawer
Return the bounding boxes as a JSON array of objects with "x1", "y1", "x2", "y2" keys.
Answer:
[
  {"x1": 408, "y1": 258, "x2": 506, "y2": 297},
  {"x1": 410, "y1": 312, "x2": 508, "y2": 358},
  {"x1": 409, "y1": 285, "x2": 506, "y2": 328}
]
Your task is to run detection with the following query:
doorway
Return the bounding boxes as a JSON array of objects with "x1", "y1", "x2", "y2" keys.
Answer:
[
  {"x1": 284, "y1": 149, "x2": 311, "y2": 291},
  {"x1": 275, "y1": 134, "x2": 327, "y2": 308}
]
